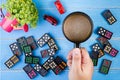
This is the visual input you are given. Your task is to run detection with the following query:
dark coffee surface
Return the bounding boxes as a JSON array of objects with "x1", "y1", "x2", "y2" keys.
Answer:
[{"x1": 63, "y1": 12, "x2": 93, "y2": 43}]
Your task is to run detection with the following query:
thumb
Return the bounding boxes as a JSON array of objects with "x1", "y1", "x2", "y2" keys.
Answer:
[{"x1": 71, "y1": 48, "x2": 81, "y2": 71}]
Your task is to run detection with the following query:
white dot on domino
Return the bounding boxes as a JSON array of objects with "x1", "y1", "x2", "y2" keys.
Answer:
[
  {"x1": 11, "y1": 45, "x2": 13, "y2": 47},
  {"x1": 98, "y1": 47, "x2": 100, "y2": 49},
  {"x1": 34, "y1": 67, "x2": 36, "y2": 69},
  {"x1": 39, "y1": 66, "x2": 41, "y2": 69},
  {"x1": 16, "y1": 47, "x2": 18, "y2": 49},
  {"x1": 37, "y1": 64, "x2": 39, "y2": 67},
  {"x1": 96, "y1": 44, "x2": 98, "y2": 46}
]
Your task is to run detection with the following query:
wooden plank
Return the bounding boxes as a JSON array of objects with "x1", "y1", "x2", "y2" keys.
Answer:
[
  {"x1": 1, "y1": 69, "x2": 120, "y2": 80},
  {"x1": 32, "y1": 0, "x2": 120, "y2": 9},
  {"x1": 0, "y1": 0, "x2": 120, "y2": 80}
]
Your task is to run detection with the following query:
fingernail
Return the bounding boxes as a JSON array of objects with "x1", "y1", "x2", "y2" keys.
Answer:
[
  {"x1": 72, "y1": 48, "x2": 80, "y2": 56},
  {"x1": 72, "y1": 48, "x2": 80, "y2": 55},
  {"x1": 73, "y1": 51, "x2": 79, "y2": 55}
]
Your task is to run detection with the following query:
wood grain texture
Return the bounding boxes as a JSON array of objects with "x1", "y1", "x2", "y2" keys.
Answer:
[{"x1": 0, "y1": 0, "x2": 120, "y2": 80}]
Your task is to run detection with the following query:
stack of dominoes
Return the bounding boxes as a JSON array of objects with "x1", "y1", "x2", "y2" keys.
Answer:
[
  {"x1": 37, "y1": 33, "x2": 67, "y2": 76},
  {"x1": 37, "y1": 33, "x2": 58, "y2": 58},
  {"x1": 90, "y1": 9, "x2": 118, "y2": 74},
  {"x1": 90, "y1": 27, "x2": 119, "y2": 74},
  {"x1": 4, "y1": 33, "x2": 67, "y2": 79},
  {"x1": 5, "y1": 36, "x2": 39, "y2": 79}
]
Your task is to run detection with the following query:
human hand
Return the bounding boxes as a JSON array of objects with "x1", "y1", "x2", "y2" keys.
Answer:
[{"x1": 67, "y1": 48, "x2": 93, "y2": 80}]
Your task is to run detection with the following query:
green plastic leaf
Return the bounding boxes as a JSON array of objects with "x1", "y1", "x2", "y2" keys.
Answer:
[{"x1": 3, "y1": 0, "x2": 38, "y2": 28}]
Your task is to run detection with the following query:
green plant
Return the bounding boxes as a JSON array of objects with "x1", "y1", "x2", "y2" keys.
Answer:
[{"x1": 2, "y1": 0, "x2": 38, "y2": 28}]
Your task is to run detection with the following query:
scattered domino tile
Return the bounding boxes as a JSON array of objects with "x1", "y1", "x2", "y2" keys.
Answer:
[
  {"x1": 47, "y1": 57, "x2": 54, "y2": 63},
  {"x1": 97, "y1": 27, "x2": 113, "y2": 40},
  {"x1": 6, "y1": 32, "x2": 119, "y2": 77},
  {"x1": 23, "y1": 64, "x2": 33, "y2": 74},
  {"x1": 49, "y1": 60, "x2": 62, "y2": 75},
  {"x1": 100, "y1": 59, "x2": 112, "y2": 74},
  {"x1": 9, "y1": 42, "x2": 22, "y2": 56},
  {"x1": 26, "y1": 36, "x2": 38, "y2": 50},
  {"x1": 5, "y1": 59, "x2": 14, "y2": 69},
  {"x1": 92, "y1": 43, "x2": 101, "y2": 52},
  {"x1": 42, "y1": 33, "x2": 51, "y2": 43},
  {"x1": 32, "y1": 57, "x2": 40, "y2": 64},
  {"x1": 90, "y1": 51, "x2": 99, "y2": 66},
  {"x1": 37, "y1": 33, "x2": 58, "y2": 52},
  {"x1": 25, "y1": 52, "x2": 32, "y2": 57},
  {"x1": 25, "y1": 56, "x2": 33, "y2": 64},
  {"x1": 102, "y1": 10, "x2": 117, "y2": 25},
  {"x1": 48, "y1": 38, "x2": 55, "y2": 47},
  {"x1": 37, "y1": 33, "x2": 51, "y2": 47},
  {"x1": 17, "y1": 37, "x2": 28, "y2": 51},
  {"x1": 48, "y1": 38, "x2": 59, "y2": 51},
  {"x1": 92, "y1": 43, "x2": 104, "y2": 58},
  {"x1": 97, "y1": 37, "x2": 111, "y2": 48},
  {"x1": 50, "y1": 44, "x2": 59, "y2": 51},
  {"x1": 23, "y1": 45, "x2": 32, "y2": 56},
  {"x1": 25, "y1": 56, "x2": 40, "y2": 64},
  {"x1": 41, "y1": 49, "x2": 49, "y2": 58},
  {"x1": 37, "y1": 38, "x2": 46, "y2": 47},
  {"x1": 104, "y1": 45, "x2": 119, "y2": 57},
  {"x1": 34, "y1": 64, "x2": 48, "y2": 77},
  {"x1": 23, "y1": 64, "x2": 37, "y2": 79},
  {"x1": 42, "y1": 57, "x2": 54, "y2": 71},
  {"x1": 54, "y1": 56, "x2": 67, "y2": 70},
  {"x1": 98, "y1": 49, "x2": 105, "y2": 58},
  {"x1": 54, "y1": 0, "x2": 65, "y2": 14},
  {"x1": 48, "y1": 48, "x2": 56, "y2": 56},
  {"x1": 42, "y1": 61, "x2": 50, "y2": 71},
  {"x1": 43, "y1": 56, "x2": 62, "y2": 75},
  {"x1": 41, "y1": 48, "x2": 56, "y2": 58},
  {"x1": 5, "y1": 55, "x2": 19, "y2": 68}
]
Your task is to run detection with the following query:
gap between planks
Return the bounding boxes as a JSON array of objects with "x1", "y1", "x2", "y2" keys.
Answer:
[
  {"x1": 0, "y1": 37, "x2": 120, "y2": 40},
  {"x1": 37, "y1": 7, "x2": 120, "y2": 10},
  {"x1": 0, "y1": 68, "x2": 120, "y2": 72}
]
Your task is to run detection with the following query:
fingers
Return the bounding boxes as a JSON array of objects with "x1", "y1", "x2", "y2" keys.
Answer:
[
  {"x1": 81, "y1": 48, "x2": 93, "y2": 72},
  {"x1": 67, "y1": 48, "x2": 93, "y2": 73},
  {"x1": 67, "y1": 48, "x2": 82, "y2": 71},
  {"x1": 67, "y1": 49, "x2": 73, "y2": 60},
  {"x1": 71, "y1": 48, "x2": 81, "y2": 71},
  {"x1": 81, "y1": 48, "x2": 92, "y2": 64},
  {"x1": 67, "y1": 60, "x2": 72, "y2": 70},
  {"x1": 67, "y1": 59, "x2": 72, "y2": 66},
  {"x1": 67, "y1": 49, "x2": 74, "y2": 67}
]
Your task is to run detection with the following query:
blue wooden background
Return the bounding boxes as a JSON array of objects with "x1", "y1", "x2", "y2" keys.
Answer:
[{"x1": 0, "y1": 0, "x2": 120, "y2": 80}]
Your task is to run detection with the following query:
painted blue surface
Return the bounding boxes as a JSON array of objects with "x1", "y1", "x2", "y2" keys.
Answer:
[{"x1": 0, "y1": 0, "x2": 120, "y2": 80}]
